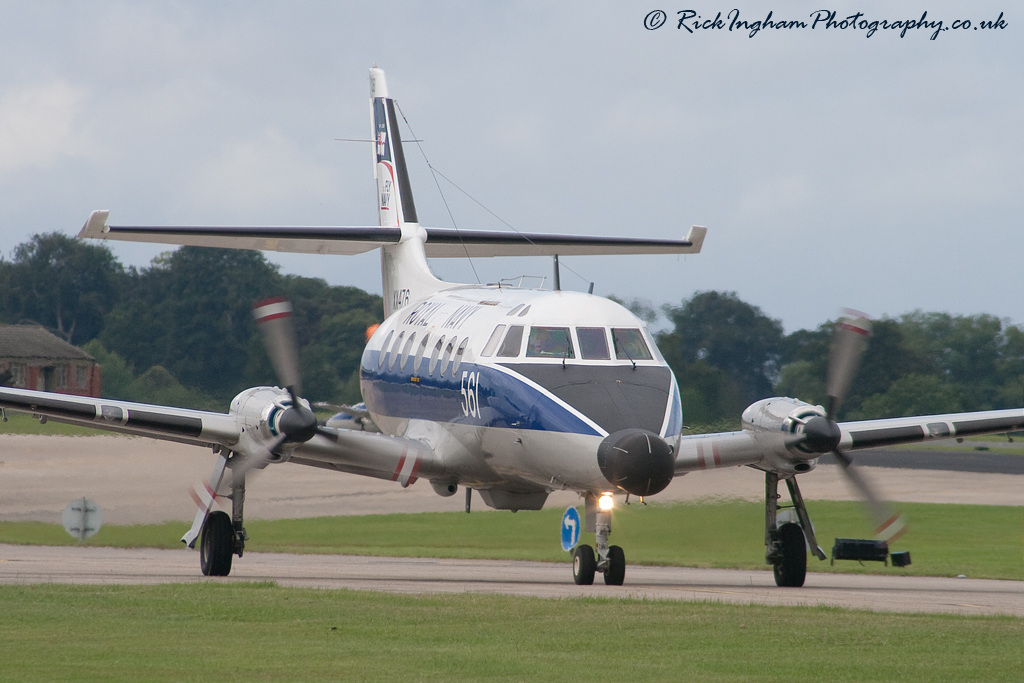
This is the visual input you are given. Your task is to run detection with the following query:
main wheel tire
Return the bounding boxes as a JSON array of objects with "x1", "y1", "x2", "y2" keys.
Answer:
[
  {"x1": 200, "y1": 510, "x2": 234, "y2": 577},
  {"x1": 573, "y1": 545, "x2": 596, "y2": 585},
  {"x1": 604, "y1": 545, "x2": 626, "y2": 586},
  {"x1": 773, "y1": 522, "x2": 807, "y2": 587}
]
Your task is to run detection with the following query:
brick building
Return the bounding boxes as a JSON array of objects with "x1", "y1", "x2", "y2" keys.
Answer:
[{"x1": 0, "y1": 325, "x2": 101, "y2": 397}]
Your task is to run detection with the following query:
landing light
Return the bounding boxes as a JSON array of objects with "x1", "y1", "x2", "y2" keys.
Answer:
[{"x1": 599, "y1": 493, "x2": 614, "y2": 511}]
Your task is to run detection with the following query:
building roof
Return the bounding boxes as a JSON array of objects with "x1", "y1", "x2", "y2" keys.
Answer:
[{"x1": 0, "y1": 325, "x2": 95, "y2": 362}]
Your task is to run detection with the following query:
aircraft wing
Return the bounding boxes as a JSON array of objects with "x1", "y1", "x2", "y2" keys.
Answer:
[
  {"x1": 78, "y1": 210, "x2": 706, "y2": 258},
  {"x1": 672, "y1": 407, "x2": 1024, "y2": 475},
  {"x1": 0, "y1": 387, "x2": 241, "y2": 448},
  {"x1": 838, "y1": 408, "x2": 1024, "y2": 450},
  {"x1": 0, "y1": 386, "x2": 446, "y2": 483}
]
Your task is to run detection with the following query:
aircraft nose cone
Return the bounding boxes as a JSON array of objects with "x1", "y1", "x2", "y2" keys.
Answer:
[{"x1": 597, "y1": 429, "x2": 675, "y2": 497}]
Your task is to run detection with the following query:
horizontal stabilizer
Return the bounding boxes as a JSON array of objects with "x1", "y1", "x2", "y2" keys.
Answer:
[
  {"x1": 78, "y1": 211, "x2": 400, "y2": 256},
  {"x1": 421, "y1": 225, "x2": 706, "y2": 257},
  {"x1": 79, "y1": 211, "x2": 706, "y2": 258}
]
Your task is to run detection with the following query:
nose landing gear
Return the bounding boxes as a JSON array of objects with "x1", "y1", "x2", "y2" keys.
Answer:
[{"x1": 572, "y1": 493, "x2": 626, "y2": 586}]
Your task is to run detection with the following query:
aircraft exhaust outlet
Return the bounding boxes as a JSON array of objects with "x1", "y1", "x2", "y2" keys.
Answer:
[
  {"x1": 430, "y1": 480, "x2": 459, "y2": 497},
  {"x1": 597, "y1": 429, "x2": 674, "y2": 497}
]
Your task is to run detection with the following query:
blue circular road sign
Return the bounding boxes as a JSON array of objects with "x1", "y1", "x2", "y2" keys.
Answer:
[{"x1": 560, "y1": 506, "x2": 581, "y2": 551}]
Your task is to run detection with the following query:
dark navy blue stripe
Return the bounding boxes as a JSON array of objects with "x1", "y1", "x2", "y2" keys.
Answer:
[{"x1": 360, "y1": 353, "x2": 602, "y2": 436}]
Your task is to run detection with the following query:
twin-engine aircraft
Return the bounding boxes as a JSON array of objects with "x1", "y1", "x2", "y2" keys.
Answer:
[{"x1": 2, "y1": 67, "x2": 1022, "y2": 587}]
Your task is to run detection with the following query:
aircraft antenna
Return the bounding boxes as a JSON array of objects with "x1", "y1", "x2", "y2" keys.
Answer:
[
  {"x1": 394, "y1": 102, "x2": 481, "y2": 285},
  {"x1": 395, "y1": 103, "x2": 598, "y2": 293},
  {"x1": 426, "y1": 163, "x2": 598, "y2": 292}
]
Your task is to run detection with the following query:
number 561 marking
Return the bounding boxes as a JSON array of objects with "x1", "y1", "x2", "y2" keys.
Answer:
[{"x1": 460, "y1": 371, "x2": 480, "y2": 418}]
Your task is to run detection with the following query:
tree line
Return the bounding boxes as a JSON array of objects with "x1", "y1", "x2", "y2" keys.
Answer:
[
  {"x1": 0, "y1": 233, "x2": 382, "y2": 409},
  {"x1": 3, "y1": 233, "x2": 1021, "y2": 421},
  {"x1": 651, "y1": 291, "x2": 1024, "y2": 425}
]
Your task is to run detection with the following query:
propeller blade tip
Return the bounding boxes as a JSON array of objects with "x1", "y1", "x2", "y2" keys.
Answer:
[{"x1": 253, "y1": 297, "x2": 293, "y2": 323}]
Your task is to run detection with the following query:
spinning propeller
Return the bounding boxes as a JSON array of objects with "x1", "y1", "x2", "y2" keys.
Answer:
[
  {"x1": 240, "y1": 298, "x2": 328, "y2": 470},
  {"x1": 797, "y1": 310, "x2": 906, "y2": 542}
]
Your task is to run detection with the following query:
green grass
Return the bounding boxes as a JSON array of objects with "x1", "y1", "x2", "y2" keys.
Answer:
[
  {"x1": 0, "y1": 413, "x2": 113, "y2": 436},
  {"x1": 0, "y1": 583, "x2": 1021, "y2": 682},
  {"x1": 3, "y1": 500, "x2": 1022, "y2": 580}
]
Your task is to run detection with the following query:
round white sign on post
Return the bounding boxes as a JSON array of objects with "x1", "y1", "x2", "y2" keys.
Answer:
[
  {"x1": 560, "y1": 506, "x2": 581, "y2": 551},
  {"x1": 62, "y1": 498, "x2": 103, "y2": 541}
]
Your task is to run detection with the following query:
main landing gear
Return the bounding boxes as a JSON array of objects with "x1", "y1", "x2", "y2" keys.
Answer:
[
  {"x1": 186, "y1": 452, "x2": 249, "y2": 577},
  {"x1": 764, "y1": 471, "x2": 826, "y2": 587},
  {"x1": 200, "y1": 464, "x2": 248, "y2": 576},
  {"x1": 572, "y1": 493, "x2": 626, "y2": 586}
]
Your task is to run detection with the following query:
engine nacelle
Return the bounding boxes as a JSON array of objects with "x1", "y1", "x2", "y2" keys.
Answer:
[
  {"x1": 229, "y1": 386, "x2": 312, "y2": 463},
  {"x1": 741, "y1": 397, "x2": 826, "y2": 474}
]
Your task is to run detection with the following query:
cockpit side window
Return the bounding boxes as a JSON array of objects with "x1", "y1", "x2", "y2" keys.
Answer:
[
  {"x1": 481, "y1": 325, "x2": 506, "y2": 357},
  {"x1": 577, "y1": 327, "x2": 610, "y2": 360},
  {"x1": 527, "y1": 327, "x2": 575, "y2": 359},
  {"x1": 496, "y1": 325, "x2": 524, "y2": 358},
  {"x1": 612, "y1": 328, "x2": 653, "y2": 361}
]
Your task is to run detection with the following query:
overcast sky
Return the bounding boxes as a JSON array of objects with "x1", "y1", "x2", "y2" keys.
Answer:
[{"x1": 0, "y1": 1, "x2": 1019, "y2": 333}]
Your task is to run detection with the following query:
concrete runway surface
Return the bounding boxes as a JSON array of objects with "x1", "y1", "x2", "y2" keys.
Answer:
[
  {"x1": 3, "y1": 544, "x2": 1023, "y2": 617},
  {"x1": 3, "y1": 435, "x2": 1022, "y2": 524},
  {"x1": 2, "y1": 435, "x2": 1023, "y2": 615}
]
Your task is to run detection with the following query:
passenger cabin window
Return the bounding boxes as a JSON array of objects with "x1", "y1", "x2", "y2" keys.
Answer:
[
  {"x1": 378, "y1": 330, "x2": 394, "y2": 369},
  {"x1": 612, "y1": 328, "x2": 653, "y2": 361},
  {"x1": 481, "y1": 325, "x2": 506, "y2": 357},
  {"x1": 413, "y1": 335, "x2": 431, "y2": 374},
  {"x1": 527, "y1": 327, "x2": 575, "y2": 359},
  {"x1": 388, "y1": 331, "x2": 405, "y2": 371},
  {"x1": 496, "y1": 325, "x2": 524, "y2": 358},
  {"x1": 400, "y1": 332, "x2": 417, "y2": 372},
  {"x1": 428, "y1": 336, "x2": 446, "y2": 375},
  {"x1": 507, "y1": 304, "x2": 524, "y2": 317},
  {"x1": 577, "y1": 327, "x2": 610, "y2": 360},
  {"x1": 452, "y1": 338, "x2": 470, "y2": 376},
  {"x1": 517, "y1": 305, "x2": 531, "y2": 317},
  {"x1": 439, "y1": 339, "x2": 456, "y2": 376}
]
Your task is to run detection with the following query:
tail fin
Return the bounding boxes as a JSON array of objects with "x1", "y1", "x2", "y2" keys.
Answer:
[
  {"x1": 370, "y1": 67, "x2": 418, "y2": 227},
  {"x1": 370, "y1": 66, "x2": 446, "y2": 317}
]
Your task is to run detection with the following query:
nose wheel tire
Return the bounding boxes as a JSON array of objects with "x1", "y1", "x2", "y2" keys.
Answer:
[
  {"x1": 604, "y1": 545, "x2": 626, "y2": 585},
  {"x1": 573, "y1": 545, "x2": 596, "y2": 585},
  {"x1": 200, "y1": 510, "x2": 234, "y2": 577},
  {"x1": 773, "y1": 522, "x2": 807, "y2": 587}
]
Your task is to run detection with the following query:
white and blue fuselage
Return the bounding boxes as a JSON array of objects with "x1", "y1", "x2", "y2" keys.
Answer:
[{"x1": 360, "y1": 285, "x2": 682, "y2": 508}]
